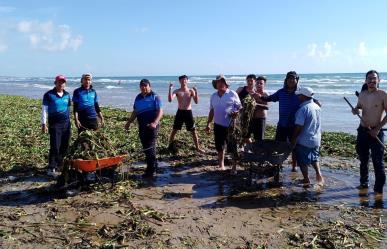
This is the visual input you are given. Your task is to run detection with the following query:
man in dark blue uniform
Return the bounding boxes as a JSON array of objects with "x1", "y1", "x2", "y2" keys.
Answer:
[
  {"x1": 125, "y1": 79, "x2": 163, "y2": 178},
  {"x1": 73, "y1": 73, "x2": 105, "y2": 132},
  {"x1": 41, "y1": 75, "x2": 71, "y2": 177}
]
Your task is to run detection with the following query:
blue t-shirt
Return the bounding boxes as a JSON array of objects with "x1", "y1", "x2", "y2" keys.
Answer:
[
  {"x1": 73, "y1": 86, "x2": 99, "y2": 119},
  {"x1": 266, "y1": 87, "x2": 300, "y2": 127},
  {"x1": 42, "y1": 89, "x2": 71, "y2": 124},
  {"x1": 294, "y1": 99, "x2": 321, "y2": 148},
  {"x1": 133, "y1": 91, "x2": 162, "y2": 126}
]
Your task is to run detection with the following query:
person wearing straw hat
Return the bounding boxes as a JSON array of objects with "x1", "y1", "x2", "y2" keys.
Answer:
[
  {"x1": 41, "y1": 75, "x2": 71, "y2": 178},
  {"x1": 291, "y1": 86, "x2": 323, "y2": 186},
  {"x1": 205, "y1": 74, "x2": 241, "y2": 173},
  {"x1": 352, "y1": 70, "x2": 387, "y2": 195}
]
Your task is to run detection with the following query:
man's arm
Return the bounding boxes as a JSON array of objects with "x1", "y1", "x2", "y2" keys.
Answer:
[
  {"x1": 205, "y1": 108, "x2": 214, "y2": 134},
  {"x1": 148, "y1": 109, "x2": 163, "y2": 129},
  {"x1": 41, "y1": 105, "x2": 48, "y2": 133},
  {"x1": 291, "y1": 125, "x2": 303, "y2": 147},
  {"x1": 168, "y1": 83, "x2": 175, "y2": 102},
  {"x1": 370, "y1": 93, "x2": 387, "y2": 137},
  {"x1": 73, "y1": 103, "x2": 81, "y2": 129},
  {"x1": 124, "y1": 111, "x2": 137, "y2": 130},
  {"x1": 192, "y1": 87, "x2": 199, "y2": 104}
]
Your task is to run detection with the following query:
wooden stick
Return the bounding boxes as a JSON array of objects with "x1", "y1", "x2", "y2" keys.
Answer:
[{"x1": 343, "y1": 97, "x2": 386, "y2": 149}]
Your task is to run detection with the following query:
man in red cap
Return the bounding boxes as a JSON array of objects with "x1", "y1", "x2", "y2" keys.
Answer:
[{"x1": 41, "y1": 75, "x2": 71, "y2": 177}]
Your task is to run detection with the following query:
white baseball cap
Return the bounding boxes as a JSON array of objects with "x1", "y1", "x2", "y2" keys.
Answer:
[{"x1": 295, "y1": 87, "x2": 314, "y2": 97}]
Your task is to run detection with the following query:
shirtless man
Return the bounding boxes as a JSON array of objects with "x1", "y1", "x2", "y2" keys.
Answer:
[
  {"x1": 237, "y1": 74, "x2": 269, "y2": 142},
  {"x1": 251, "y1": 75, "x2": 269, "y2": 141},
  {"x1": 352, "y1": 70, "x2": 387, "y2": 195},
  {"x1": 168, "y1": 75, "x2": 205, "y2": 153}
]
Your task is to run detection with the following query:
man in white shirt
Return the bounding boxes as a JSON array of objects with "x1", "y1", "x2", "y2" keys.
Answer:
[{"x1": 205, "y1": 75, "x2": 241, "y2": 173}]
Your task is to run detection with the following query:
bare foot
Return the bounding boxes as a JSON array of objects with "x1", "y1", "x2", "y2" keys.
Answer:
[
  {"x1": 302, "y1": 178, "x2": 311, "y2": 188},
  {"x1": 219, "y1": 166, "x2": 226, "y2": 171},
  {"x1": 316, "y1": 174, "x2": 324, "y2": 186}
]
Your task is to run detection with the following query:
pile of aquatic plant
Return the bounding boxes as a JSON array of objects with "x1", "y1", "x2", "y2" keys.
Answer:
[
  {"x1": 228, "y1": 95, "x2": 256, "y2": 149},
  {"x1": 66, "y1": 130, "x2": 121, "y2": 160}
]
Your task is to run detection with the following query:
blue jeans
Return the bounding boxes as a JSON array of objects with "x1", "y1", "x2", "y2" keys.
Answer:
[{"x1": 356, "y1": 126, "x2": 385, "y2": 193}]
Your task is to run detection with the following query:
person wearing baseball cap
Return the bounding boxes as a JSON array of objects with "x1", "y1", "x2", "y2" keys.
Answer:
[
  {"x1": 41, "y1": 75, "x2": 71, "y2": 178},
  {"x1": 291, "y1": 86, "x2": 324, "y2": 186},
  {"x1": 125, "y1": 79, "x2": 163, "y2": 178},
  {"x1": 206, "y1": 74, "x2": 241, "y2": 174},
  {"x1": 73, "y1": 73, "x2": 105, "y2": 132},
  {"x1": 256, "y1": 71, "x2": 312, "y2": 172}
]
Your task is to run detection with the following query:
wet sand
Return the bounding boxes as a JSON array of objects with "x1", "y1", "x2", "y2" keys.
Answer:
[{"x1": 0, "y1": 157, "x2": 386, "y2": 248}]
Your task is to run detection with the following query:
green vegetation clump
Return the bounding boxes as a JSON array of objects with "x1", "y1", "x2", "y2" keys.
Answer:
[{"x1": 0, "y1": 95, "x2": 358, "y2": 173}]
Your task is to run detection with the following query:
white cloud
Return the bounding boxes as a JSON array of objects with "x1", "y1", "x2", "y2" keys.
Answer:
[
  {"x1": 0, "y1": 6, "x2": 15, "y2": 13},
  {"x1": 383, "y1": 47, "x2": 387, "y2": 55},
  {"x1": 17, "y1": 20, "x2": 83, "y2": 52},
  {"x1": 357, "y1": 42, "x2": 368, "y2": 57},
  {"x1": 307, "y1": 42, "x2": 337, "y2": 58}
]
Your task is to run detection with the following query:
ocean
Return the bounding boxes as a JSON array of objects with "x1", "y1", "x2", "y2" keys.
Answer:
[{"x1": 0, "y1": 73, "x2": 385, "y2": 134}]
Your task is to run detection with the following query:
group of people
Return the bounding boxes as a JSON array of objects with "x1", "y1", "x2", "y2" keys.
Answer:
[
  {"x1": 41, "y1": 70, "x2": 386, "y2": 195},
  {"x1": 41, "y1": 73, "x2": 104, "y2": 177}
]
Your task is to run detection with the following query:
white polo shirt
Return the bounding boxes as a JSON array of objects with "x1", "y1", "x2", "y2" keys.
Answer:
[{"x1": 210, "y1": 89, "x2": 241, "y2": 127}]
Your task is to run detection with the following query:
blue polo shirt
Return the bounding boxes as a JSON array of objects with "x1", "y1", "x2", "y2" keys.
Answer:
[
  {"x1": 133, "y1": 91, "x2": 162, "y2": 126},
  {"x1": 265, "y1": 87, "x2": 300, "y2": 127},
  {"x1": 73, "y1": 86, "x2": 99, "y2": 119},
  {"x1": 294, "y1": 99, "x2": 321, "y2": 148},
  {"x1": 42, "y1": 89, "x2": 71, "y2": 124}
]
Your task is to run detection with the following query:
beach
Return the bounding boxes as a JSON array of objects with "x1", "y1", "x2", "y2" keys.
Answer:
[
  {"x1": 0, "y1": 95, "x2": 386, "y2": 248},
  {"x1": 1, "y1": 73, "x2": 386, "y2": 134}
]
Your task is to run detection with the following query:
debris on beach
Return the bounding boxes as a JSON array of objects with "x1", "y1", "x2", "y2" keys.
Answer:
[{"x1": 66, "y1": 130, "x2": 121, "y2": 160}]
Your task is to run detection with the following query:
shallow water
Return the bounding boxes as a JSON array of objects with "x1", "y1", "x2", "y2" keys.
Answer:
[
  {"x1": 0, "y1": 162, "x2": 385, "y2": 210},
  {"x1": 131, "y1": 161, "x2": 387, "y2": 210}
]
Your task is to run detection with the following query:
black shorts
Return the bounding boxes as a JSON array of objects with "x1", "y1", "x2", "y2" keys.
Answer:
[
  {"x1": 214, "y1": 123, "x2": 237, "y2": 153},
  {"x1": 275, "y1": 125, "x2": 295, "y2": 142},
  {"x1": 173, "y1": 109, "x2": 195, "y2": 131}
]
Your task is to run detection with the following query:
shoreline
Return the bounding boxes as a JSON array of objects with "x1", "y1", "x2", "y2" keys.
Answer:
[{"x1": 0, "y1": 94, "x2": 386, "y2": 248}]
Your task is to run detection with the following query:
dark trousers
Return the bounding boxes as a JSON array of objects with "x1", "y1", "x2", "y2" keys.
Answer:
[
  {"x1": 356, "y1": 126, "x2": 385, "y2": 193},
  {"x1": 49, "y1": 121, "x2": 71, "y2": 169},
  {"x1": 139, "y1": 125, "x2": 158, "y2": 175},
  {"x1": 275, "y1": 125, "x2": 295, "y2": 142},
  {"x1": 249, "y1": 118, "x2": 266, "y2": 141},
  {"x1": 78, "y1": 117, "x2": 98, "y2": 133}
]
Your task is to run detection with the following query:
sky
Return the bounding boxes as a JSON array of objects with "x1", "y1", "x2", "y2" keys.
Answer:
[{"x1": 0, "y1": 0, "x2": 387, "y2": 77}]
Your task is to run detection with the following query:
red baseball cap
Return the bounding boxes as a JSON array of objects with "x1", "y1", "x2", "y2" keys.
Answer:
[{"x1": 55, "y1": 75, "x2": 66, "y2": 83}]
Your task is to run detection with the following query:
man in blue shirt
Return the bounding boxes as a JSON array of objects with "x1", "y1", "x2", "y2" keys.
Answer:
[
  {"x1": 125, "y1": 79, "x2": 163, "y2": 178},
  {"x1": 41, "y1": 75, "x2": 71, "y2": 177},
  {"x1": 258, "y1": 71, "x2": 300, "y2": 172},
  {"x1": 73, "y1": 73, "x2": 105, "y2": 132},
  {"x1": 291, "y1": 87, "x2": 324, "y2": 186}
]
